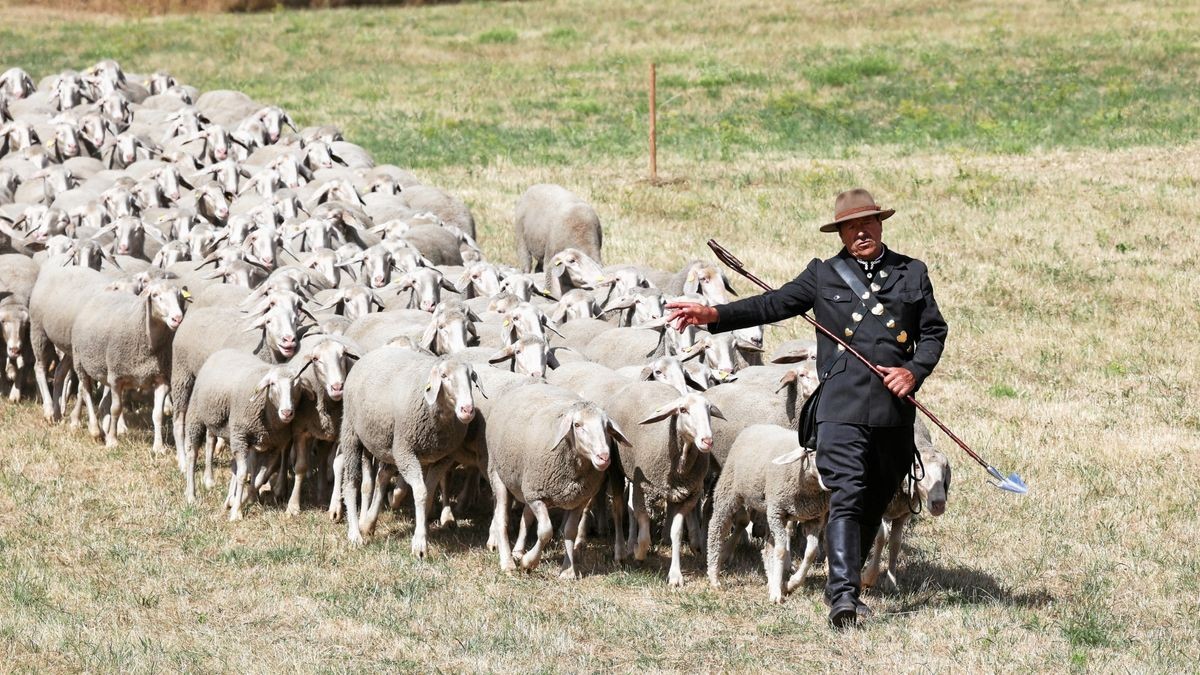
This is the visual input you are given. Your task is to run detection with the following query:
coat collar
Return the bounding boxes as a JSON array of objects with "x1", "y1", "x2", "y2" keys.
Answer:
[{"x1": 832, "y1": 247, "x2": 907, "y2": 293}]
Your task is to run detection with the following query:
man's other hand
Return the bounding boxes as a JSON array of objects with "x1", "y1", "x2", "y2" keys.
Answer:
[
  {"x1": 665, "y1": 302, "x2": 718, "y2": 332},
  {"x1": 878, "y1": 366, "x2": 915, "y2": 398}
]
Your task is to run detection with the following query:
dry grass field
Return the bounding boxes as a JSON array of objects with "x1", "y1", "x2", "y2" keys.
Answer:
[{"x1": 2, "y1": 0, "x2": 1199, "y2": 671}]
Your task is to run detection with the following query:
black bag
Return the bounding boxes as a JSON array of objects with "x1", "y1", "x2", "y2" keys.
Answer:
[{"x1": 797, "y1": 381, "x2": 823, "y2": 450}]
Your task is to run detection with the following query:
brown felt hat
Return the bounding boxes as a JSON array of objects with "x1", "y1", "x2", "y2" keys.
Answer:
[{"x1": 819, "y1": 188, "x2": 895, "y2": 233}]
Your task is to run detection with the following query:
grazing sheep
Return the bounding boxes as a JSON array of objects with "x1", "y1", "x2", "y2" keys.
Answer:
[
  {"x1": 484, "y1": 383, "x2": 630, "y2": 577},
  {"x1": 182, "y1": 349, "x2": 299, "y2": 517},
  {"x1": 862, "y1": 419, "x2": 951, "y2": 591},
  {"x1": 338, "y1": 348, "x2": 481, "y2": 555},
  {"x1": 396, "y1": 184, "x2": 475, "y2": 238},
  {"x1": 71, "y1": 278, "x2": 185, "y2": 452},
  {"x1": 706, "y1": 424, "x2": 829, "y2": 603},
  {"x1": 514, "y1": 184, "x2": 602, "y2": 273},
  {"x1": 545, "y1": 247, "x2": 607, "y2": 299}
]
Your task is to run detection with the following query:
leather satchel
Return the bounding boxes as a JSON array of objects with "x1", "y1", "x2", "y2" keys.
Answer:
[{"x1": 797, "y1": 380, "x2": 822, "y2": 449}]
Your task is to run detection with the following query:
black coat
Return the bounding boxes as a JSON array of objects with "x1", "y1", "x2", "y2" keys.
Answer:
[{"x1": 710, "y1": 247, "x2": 947, "y2": 426}]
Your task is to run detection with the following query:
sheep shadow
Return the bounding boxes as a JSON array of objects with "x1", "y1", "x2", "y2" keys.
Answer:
[{"x1": 868, "y1": 545, "x2": 1054, "y2": 612}]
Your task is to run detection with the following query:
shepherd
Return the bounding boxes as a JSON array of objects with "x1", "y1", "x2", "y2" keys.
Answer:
[{"x1": 666, "y1": 188, "x2": 949, "y2": 628}]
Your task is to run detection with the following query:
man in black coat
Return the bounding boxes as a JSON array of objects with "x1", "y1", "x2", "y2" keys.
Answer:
[{"x1": 666, "y1": 188, "x2": 948, "y2": 627}]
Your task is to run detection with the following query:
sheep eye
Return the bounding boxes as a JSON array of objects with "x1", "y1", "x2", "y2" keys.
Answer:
[{"x1": 573, "y1": 422, "x2": 581, "y2": 428}]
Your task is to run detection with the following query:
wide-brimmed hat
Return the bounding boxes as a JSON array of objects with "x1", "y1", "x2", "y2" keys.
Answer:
[{"x1": 819, "y1": 188, "x2": 895, "y2": 233}]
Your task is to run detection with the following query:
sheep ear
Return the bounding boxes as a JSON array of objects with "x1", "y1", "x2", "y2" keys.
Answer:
[
  {"x1": 549, "y1": 414, "x2": 573, "y2": 452},
  {"x1": 606, "y1": 419, "x2": 632, "y2": 447},
  {"x1": 708, "y1": 403, "x2": 726, "y2": 421},
  {"x1": 638, "y1": 366, "x2": 654, "y2": 381},
  {"x1": 545, "y1": 348, "x2": 561, "y2": 370},
  {"x1": 423, "y1": 367, "x2": 442, "y2": 406},
  {"x1": 439, "y1": 276, "x2": 458, "y2": 292},
  {"x1": 683, "y1": 269, "x2": 700, "y2": 296},
  {"x1": 470, "y1": 368, "x2": 488, "y2": 398},
  {"x1": 252, "y1": 372, "x2": 273, "y2": 396},
  {"x1": 723, "y1": 275, "x2": 739, "y2": 296},
  {"x1": 735, "y1": 339, "x2": 764, "y2": 353},
  {"x1": 638, "y1": 401, "x2": 681, "y2": 425},
  {"x1": 419, "y1": 322, "x2": 438, "y2": 352},
  {"x1": 683, "y1": 368, "x2": 706, "y2": 390},
  {"x1": 770, "y1": 348, "x2": 814, "y2": 364},
  {"x1": 679, "y1": 341, "x2": 706, "y2": 362},
  {"x1": 775, "y1": 370, "x2": 799, "y2": 394},
  {"x1": 487, "y1": 345, "x2": 515, "y2": 364},
  {"x1": 772, "y1": 449, "x2": 807, "y2": 466}
]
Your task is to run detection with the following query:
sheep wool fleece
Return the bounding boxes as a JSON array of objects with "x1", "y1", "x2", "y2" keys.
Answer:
[{"x1": 707, "y1": 245, "x2": 948, "y2": 610}]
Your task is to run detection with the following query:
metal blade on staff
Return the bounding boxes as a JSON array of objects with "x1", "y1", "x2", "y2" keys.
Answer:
[{"x1": 707, "y1": 239, "x2": 1028, "y2": 495}]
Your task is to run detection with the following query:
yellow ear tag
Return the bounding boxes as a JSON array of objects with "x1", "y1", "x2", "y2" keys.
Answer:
[
  {"x1": 181, "y1": 290, "x2": 192, "y2": 299},
  {"x1": 502, "y1": 319, "x2": 510, "y2": 327},
  {"x1": 686, "y1": 272, "x2": 696, "y2": 282},
  {"x1": 424, "y1": 383, "x2": 432, "y2": 391}
]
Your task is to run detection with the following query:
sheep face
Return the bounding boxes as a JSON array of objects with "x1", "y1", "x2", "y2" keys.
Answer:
[
  {"x1": 638, "y1": 393, "x2": 724, "y2": 454},
  {"x1": 256, "y1": 366, "x2": 299, "y2": 423},
  {"x1": 111, "y1": 216, "x2": 146, "y2": 256},
  {"x1": 683, "y1": 262, "x2": 737, "y2": 305},
  {"x1": 0, "y1": 305, "x2": 29, "y2": 360},
  {"x1": 424, "y1": 359, "x2": 477, "y2": 424},
  {"x1": 638, "y1": 356, "x2": 692, "y2": 396},
  {"x1": 553, "y1": 403, "x2": 627, "y2": 471},
  {"x1": 919, "y1": 450, "x2": 951, "y2": 516},
  {"x1": 304, "y1": 337, "x2": 355, "y2": 401},
  {"x1": 549, "y1": 248, "x2": 606, "y2": 291},
  {"x1": 682, "y1": 334, "x2": 762, "y2": 381},
  {"x1": 487, "y1": 336, "x2": 550, "y2": 378},
  {"x1": 421, "y1": 308, "x2": 473, "y2": 355},
  {"x1": 458, "y1": 262, "x2": 501, "y2": 298},
  {"x1": 245, "y1": 302, "x2": 300, "y2": 359},
  {"x1": 395, "y1": 268, "x2": 454, "y2": 313},
  {"x1": 145, "y1": 281, "x2": 186, "y2": 330}
]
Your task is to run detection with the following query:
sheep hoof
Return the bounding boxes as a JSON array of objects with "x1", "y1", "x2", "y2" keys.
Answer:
[
  {"x1": 708, "y1": 575, "x2": 720, "y2": 589},
  {"x1": 105, "y1": 437, "x2": 119, "y2": 449},
  {"x1": 347, "y1": 532, "x2": 364, "y2": 548},
  {"x1": 204, "y1": 476, "x2": 216, "y2": 490},
  {"x1": 285, "y1": 504, "x2": 301, "y2": 517},
  {"x1": 328, "y1": 508, "x2": 343, "y2": 523},
  {"x1": 499, "y1": 560, "x2": 516, "y2": 573},
  {"x1": 411, "y1": 535, "x2": 427, "y2": 558},
  {"x1": 668, "y1": 571, "x2": 684, "y2": 588},
  {"x1": 228, "y1": 509, "x2": 243, "y2": 522},
  {"x1": 558, "y1": 566, "x2": 579, "y2": 580},
  {"x1": 151, "y1": 442, "x2": 166, "y2": 456},
  {"x1": 439, "y1": 507, "x2": 456, "y2": 529},
  {"x1": 770, "y1": 593, "x2": 785, "y2": 604}
]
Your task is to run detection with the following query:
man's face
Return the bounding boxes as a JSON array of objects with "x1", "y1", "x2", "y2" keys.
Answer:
[{"x1": 838, "y1": 215, "x2": 883, "y2": 260}]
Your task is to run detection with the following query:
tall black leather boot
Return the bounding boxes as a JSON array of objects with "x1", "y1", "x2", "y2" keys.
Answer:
[
  {"x1": 856, "y1": 523, "x2": 880, "y2": 621},
  {"x1": 824, "y1": 519, "x2": 862, "y2": 629}
]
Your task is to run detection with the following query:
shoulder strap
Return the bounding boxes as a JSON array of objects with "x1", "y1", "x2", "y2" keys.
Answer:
[{"x1": 829, "y1": 257, "x2": 913, "y2": 352}]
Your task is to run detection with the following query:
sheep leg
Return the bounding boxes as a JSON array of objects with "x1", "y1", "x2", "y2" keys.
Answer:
[
  {"x1": 103, "y1": 380, "x2": 123, "y2": 448},
  {"x1": 667, "y1": 500, "x2": 696, "y2": 588},
  {"x1": 394, "y1": 455, "x2": 429, "y2": 558},
  {"x1": 287, "y1": 437, "x2": 311, "y2": 516},
  {"x1": 328, "y1": 450, "x2": 345, "y2": 521},
  {"x1": 519, "y1": 499, "x2": 553, "y2": 572},
  {"x1": 559, "y1": 508, "x2": 584, "y2": 579},
  {"x1": 437, "y1": 470, "x2": 455, "y2": 528},
  {"x1": 631, "y1": 483, "x2": 651, "y2": 562},
  {"x1": 67, "y1": 371, "x2": 83, "y2": 429},
  {"x1": 228, "y1": 439, "x2": 250, "y2": 521},
  {"x1": 150, "y1": 382, "x2": 169, "y2": 455},
  {"x1": 340, "y1": 436, "x2": 365, "y2": 546},
  {"x1": 204, "y1": 435, "x2": 222, "y2": 490},
  {"x1": 360, "y1": 462, "x2": 395, "y2": 536},
  {"x1": 786, "y1": 520, "x2": 822, "y2": 594},
  {"x1": 512, "y1": 506, "x2": 533, "y2": 559},
  {"x1": 389, "y1": 478, "x2": 410, "y2": 511},
  {"x1": 608, "y1": 471, "x2": 628, "y2": 561},
  {"x1": 77, "y1": 372, "x2": 102, "y2": 441},
  {"x1": 706, "y1": 490, "x2": 739, "y2": 588},
  {"x1": 487, "y1": 470, "x2": 515, "y2": 571},
  {"x1": 575, "y1": 500, "x2": 592, "y2": 547},
  {"x1": 184, "y1": 421, "x2": 207, "y2": 505},
  {"x1": 862, "y1": 520, "x2": 888, "y2": 591},
  {"x1": 33, "y1": 356, "x2": 59, "y2": 422},
  {"x1": 886, "y1": 515, "x2": 909, "y2": 590},
  {"x1": 685, "y1": 502, "x2": 704, "y2": 555},
  {"x1": 765, "y1": 513, "x2": 789, "y2": 603},
  {"x1": 359, "y1": 454, "x2": 375, "y2": 521}
]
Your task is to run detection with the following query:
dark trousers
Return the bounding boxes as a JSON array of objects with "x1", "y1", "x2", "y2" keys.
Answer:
[{"x1": 816, "y1": 422, "x2": 915, "y2": 602}]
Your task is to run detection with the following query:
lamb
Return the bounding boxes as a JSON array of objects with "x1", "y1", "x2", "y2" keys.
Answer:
[
  {"x1": 590, "y1": 380, "x2": 724, "y2": 586},
  {"x1": 484, "y1": 383, "x2": 630, "y2": 577},
  {"x1": 862, "y1": 419, "x2": 951, "y2": 591},
  {"x1": 71, "y1": 278, "x2": 185, "y2": 452},
  {"x1": 706, "y1": 424, "x2": 829, "y2": 603},
  {"x1": 702, "y1": 369, "x2": 817, "y2": 466},
  {"x1": 514, "y1": 184, "x2": 602, "y2": 273},
  {"x1": 0, "y1": 297, "x2": 32, "y2": 401},
  {"x1": 182, "y1": 349, "x2": 299, "y2": 517},
  {"x1": 338, "y1": 348, "x2": 481, "y2": 555}
]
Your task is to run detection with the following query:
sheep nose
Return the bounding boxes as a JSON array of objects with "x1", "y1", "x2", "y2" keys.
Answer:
[
  {"x1": 930, "y1": 500, "x2": 946, "y2": 516},
  {"x1": 697, "y1": 436, "x2": 713, "y2": 452},
  {"x1": 279, "y1": 408, "x2": 294, "y2": 422},
  {"x1": 118, "y1": 245, "x2": 129, "y2": 253},
  {"x1": 593, "y1": 452, "x2": 611, "y2": 470},
  {"x1": 7, "y1": 347, "x2": 19, "y2": 358},
  {"x1": 169, "y1": 315, "x2": 183, "y2": 328},
  {"x1": 457, "y1": 404, "x2": 475, "y2": 422}
]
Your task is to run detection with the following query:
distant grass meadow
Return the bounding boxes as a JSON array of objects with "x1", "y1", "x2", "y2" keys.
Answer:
[{"x1": 1, "y1": 0, "x2": 1199, "y2": 671}]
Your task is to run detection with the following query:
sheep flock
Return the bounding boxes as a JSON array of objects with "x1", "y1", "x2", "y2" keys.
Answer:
[{"x1": 0, "y1": 61, "x2": 952, "y2": 601}]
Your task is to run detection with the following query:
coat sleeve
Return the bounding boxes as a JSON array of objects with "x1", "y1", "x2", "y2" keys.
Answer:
[
  {"x1": 903, "y1": 265, "x2": 947, "y2": 389},
  {"x1": 708, "y1": 258, "x2": 821, "y2": 334}
]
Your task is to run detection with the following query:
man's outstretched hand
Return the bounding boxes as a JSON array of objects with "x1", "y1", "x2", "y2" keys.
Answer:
[
  {"x1": 877, "y1": 365, "x2": 916, "y2": 398},
  {"x1": 665, "y1": 302, "x2": 718, "y2": 332}
]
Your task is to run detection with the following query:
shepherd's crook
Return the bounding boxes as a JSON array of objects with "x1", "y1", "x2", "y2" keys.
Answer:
[{"x1": 707, "y1": 239, "x2": 1028, "y2": 495}]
